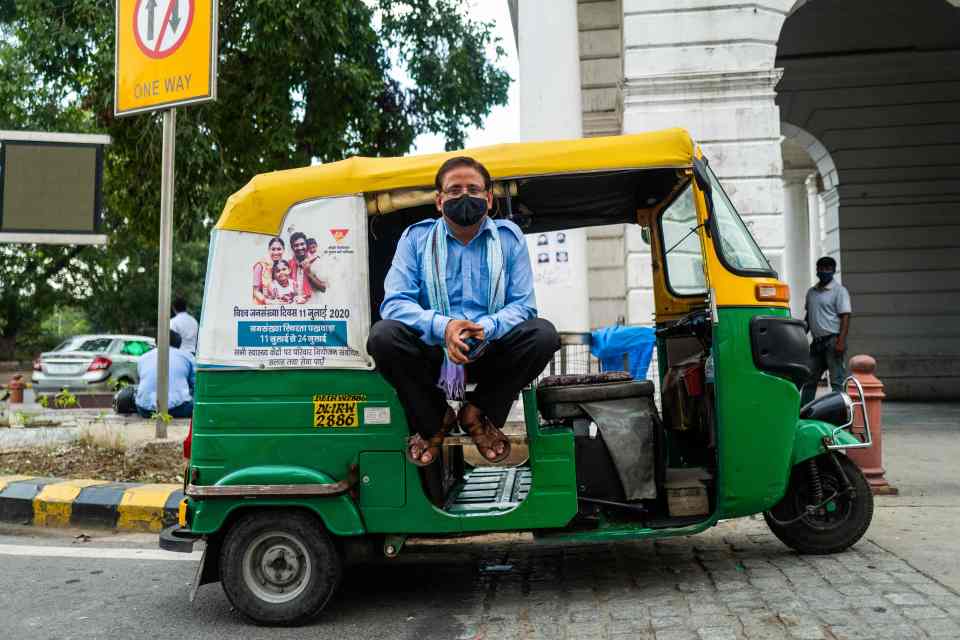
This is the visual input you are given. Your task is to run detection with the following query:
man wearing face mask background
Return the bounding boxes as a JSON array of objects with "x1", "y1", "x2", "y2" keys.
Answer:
[
  {"x1": 368, "y1": 156, "x2": 559, "y2": 469},
  {"x1": 800, "y1": 256, "x2": 852, "y2": 406}
]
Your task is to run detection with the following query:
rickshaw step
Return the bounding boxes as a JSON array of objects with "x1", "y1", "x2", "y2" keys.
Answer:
[{"x1": 445, "y1": 466, "x2": 532, "y2": 514}]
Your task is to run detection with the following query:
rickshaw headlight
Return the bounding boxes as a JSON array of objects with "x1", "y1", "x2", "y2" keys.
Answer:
[{"x1": 800, "y1": 391, "x2": 853, "y2": 427}]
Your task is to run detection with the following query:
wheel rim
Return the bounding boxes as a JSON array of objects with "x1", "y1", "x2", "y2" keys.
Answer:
[
  {"x1": 241, "y1": 530, "x2": 312, "y2": 604},
  {"x1": 793, "y1": 467, "x2": 853, "y2": 531}
]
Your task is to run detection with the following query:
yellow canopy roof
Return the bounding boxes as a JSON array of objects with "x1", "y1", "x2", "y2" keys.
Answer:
[{"x1": 215, "y1": 128, "x2": 695, "y2": 235}]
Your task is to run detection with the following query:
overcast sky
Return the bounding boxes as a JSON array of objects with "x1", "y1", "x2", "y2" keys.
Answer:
[{"x1": 411, "y1": 0, "x2": 519, "y2": 155}]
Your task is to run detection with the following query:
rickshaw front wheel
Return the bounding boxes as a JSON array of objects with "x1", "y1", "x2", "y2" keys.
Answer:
[
  {"x1": 764, "y1": 453, "x2": 874, "y2": 555},
  {"x1": 219, "y1": 510, "x2": 342, "y2": 626}
]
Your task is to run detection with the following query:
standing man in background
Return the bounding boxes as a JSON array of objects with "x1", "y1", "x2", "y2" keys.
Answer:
[
  {"x1": 170, "y1": 297, "x2": 199, "y2": 356},
  {"x1": 801, "y1": 256, "x2": 852, "y2": 406}
]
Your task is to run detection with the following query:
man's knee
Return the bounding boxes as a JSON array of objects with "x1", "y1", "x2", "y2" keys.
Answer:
[
  {"x1": 367, "y1": 320, "x2": 403, "y2": 359},
  {"x1": 526, "y1": 318, "x2": 560, "y2": 355}
]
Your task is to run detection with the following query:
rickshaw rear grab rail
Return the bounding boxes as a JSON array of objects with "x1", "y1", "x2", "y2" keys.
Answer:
[{"x1": 185, "y1": 464, "x2": 358, "y2": 499}]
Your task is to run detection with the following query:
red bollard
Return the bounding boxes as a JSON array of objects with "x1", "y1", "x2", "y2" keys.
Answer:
[
  {"x1": 846, "y1": 355, "x2": 898, "y2": 495},
  {"x1": 6, "y1": 374, "x2": 26, "y2": 404}
]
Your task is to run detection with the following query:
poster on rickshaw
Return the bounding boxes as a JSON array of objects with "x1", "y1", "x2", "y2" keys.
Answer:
[{"x1": 197, "y1": 195, "x2": 373, "y2": 369}]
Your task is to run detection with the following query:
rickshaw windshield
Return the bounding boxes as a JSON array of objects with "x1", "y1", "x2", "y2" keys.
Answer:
[
  {"x1": 707, "y1": 167, "x2": 773, "y2": 275},
  {"x1": 660, "y1": 184, "x2": 707, "y2": 296}
]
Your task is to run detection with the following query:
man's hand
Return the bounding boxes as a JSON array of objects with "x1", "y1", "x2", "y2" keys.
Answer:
[
  {"x1": 444, "y1": 319, "x2": 484, "y2": 364},
  {"x1": 834, "y1": 337, "x2": 845, "y2": 353}
]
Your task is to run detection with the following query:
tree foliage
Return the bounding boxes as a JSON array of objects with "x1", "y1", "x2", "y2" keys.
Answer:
[{"x1": 0, "y1": 0, "x2": 510, "y2": 358}]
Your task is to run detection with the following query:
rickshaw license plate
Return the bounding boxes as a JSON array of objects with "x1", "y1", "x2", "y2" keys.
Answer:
[{"x1": 312, "y1": 393, "x2": 364, "y2": 428}]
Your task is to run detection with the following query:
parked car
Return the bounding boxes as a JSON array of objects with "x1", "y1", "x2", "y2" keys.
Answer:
[{"x1": 32, "y1": 334, "x2": 155, "y2": 393}]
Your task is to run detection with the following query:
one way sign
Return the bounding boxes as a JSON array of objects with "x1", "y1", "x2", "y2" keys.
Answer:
[{"x1": 115, "y1": 0, "x2": 218, "y2": 116}]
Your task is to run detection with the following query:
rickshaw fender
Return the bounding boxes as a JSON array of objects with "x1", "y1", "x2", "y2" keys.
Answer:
[
  {"x1": 188, "y1": 465, "x2": 365, "y2": 537},
  {"x1": 791, "y1": 419, "x2": 860, "y2": 466}
]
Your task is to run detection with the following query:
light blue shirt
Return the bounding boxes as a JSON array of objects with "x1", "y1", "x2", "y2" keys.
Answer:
[
  {"x1": 380, "y1": 216, "x2": 537, "y2": 346},
  {"x1": 135, "y1": 347, "x2": 196, "y2": 412}
]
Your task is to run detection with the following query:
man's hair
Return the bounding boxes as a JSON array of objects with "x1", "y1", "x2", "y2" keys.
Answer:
[
  {"x1": 173, "y1": 297, "x2": 187, "y2": 313},
  {"x1": 816, "y1": 256, "x2": 837, "y2": 270},
  {"x1": 434, "y1": 156, "x2": 492, "y2": 192},
  {"x1": 290, "y1": 231, "x2": 308, "y2": 246},
  {"x1": 170, "y1": 330, "x2": 182, "y2": 349},
  {"x1": 307, "y1": 237, "x2": 317, "y2": 247}
]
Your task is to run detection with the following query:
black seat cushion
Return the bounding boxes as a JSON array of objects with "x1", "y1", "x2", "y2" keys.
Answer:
[
  {"x1": 539, "y1": 371, "x2": 633, "y2": 388},
  {"x1": 537, "y1": 374, "x2": 655, "y2": 421}
]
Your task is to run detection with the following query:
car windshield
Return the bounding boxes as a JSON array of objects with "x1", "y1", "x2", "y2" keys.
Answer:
[
  {"x1": 707, "y1": 166, "x2": 773, "y2": 273},
  {"x1": 55, "y1": 337, "x2": 114, "y2": 353}
]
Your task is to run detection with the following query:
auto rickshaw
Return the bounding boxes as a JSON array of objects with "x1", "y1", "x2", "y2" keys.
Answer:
[{"x1": 161, "y1": 128, "x2": 874, "y2": 625}]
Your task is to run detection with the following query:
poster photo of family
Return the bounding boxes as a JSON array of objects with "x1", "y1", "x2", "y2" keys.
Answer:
[{"x1": 251, "y1": 232, "x2": 329, "y2": 305}]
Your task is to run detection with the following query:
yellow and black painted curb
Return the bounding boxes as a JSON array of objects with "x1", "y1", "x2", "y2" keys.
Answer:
[{"x1": 0, "y1": 475, "x2": 182, "y2": 532}]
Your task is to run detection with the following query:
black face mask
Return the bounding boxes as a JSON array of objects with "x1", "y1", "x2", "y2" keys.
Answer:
[{"x1": 443, "y1": 195, "x2": 488, "y2": 227}]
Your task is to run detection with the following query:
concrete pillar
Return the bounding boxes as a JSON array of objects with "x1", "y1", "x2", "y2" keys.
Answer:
[
  {"x1": 517, "y1": 0, "x2": 590, "y2": 332},
  {"x1": 782, "y1": 170, "x2": 812, "y2": 318}
]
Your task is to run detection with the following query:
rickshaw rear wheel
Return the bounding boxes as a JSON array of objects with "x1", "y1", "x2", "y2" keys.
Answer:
[
  {"x1": 764, "y1": 453, "x2": 873, "y2": 555},
  {"x1": 219, "y1": 510, "x2": 341, "y2": 626}
]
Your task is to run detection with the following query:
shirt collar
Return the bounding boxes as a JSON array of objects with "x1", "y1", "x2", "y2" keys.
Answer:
[
  {"x1": 442, "y1": 215, "x2": 497, "y2": 245},
  {"x1": 815, "y1": 279, "x2": 836, "y2": 291}
]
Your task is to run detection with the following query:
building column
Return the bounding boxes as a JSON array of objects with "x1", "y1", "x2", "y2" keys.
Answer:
[
  {"x1": 819, "y1": 187, "x2": 841, "y2": 278},
  {"x1": 782, "y1": 169, "x2": 813, "y2": 318},
  {"x1": 517, "y1": 0, "x2": 591, "y2": 332}
]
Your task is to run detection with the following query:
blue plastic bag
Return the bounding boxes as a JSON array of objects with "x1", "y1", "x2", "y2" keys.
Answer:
[{"x1": 590, "y1": 325, "x2": 656, "y2": 380}]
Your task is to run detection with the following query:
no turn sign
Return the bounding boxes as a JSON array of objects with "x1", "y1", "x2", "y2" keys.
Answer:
[
  {"x1": 115, "y1": 0, "x2": 217, "y2": 116},
  {"x1": 133, "y1": 0, "x2": 195, "y2": 59}
]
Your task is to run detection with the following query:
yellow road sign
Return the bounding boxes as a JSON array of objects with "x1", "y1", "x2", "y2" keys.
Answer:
[{"x1": 114, "y1": 0, "x2": 217, "y2": 116}]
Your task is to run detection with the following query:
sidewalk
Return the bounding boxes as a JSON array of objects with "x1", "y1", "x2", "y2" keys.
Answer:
[{"x1": 863, "y1": 401, "x2": 960, "y2": 592}]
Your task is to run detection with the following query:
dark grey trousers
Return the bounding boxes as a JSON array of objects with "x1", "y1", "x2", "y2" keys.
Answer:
[
  {"x1": 800, "y1": 334, "x2": 848, "y2": 406},
  {"x1": 367, "y1": 318, "x2": 560, "y2": 438}
]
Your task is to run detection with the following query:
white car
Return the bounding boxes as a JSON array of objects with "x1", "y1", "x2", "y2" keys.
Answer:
[{"x1": 32, "y1": 334, "x2": 155, "y2": 393}]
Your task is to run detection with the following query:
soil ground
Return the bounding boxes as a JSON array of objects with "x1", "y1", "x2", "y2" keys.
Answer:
[{"x1": 0, "y1": 441, "x2": 184, "y2": 484}]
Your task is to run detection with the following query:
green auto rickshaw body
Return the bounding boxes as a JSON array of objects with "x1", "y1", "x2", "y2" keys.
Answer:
[{"x1": 180, "y1": 127, "x2": 869, "y2": 554}]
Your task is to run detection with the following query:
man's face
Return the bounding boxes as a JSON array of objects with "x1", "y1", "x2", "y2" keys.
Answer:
[
  {"x1": 435, "y1": 166, "x2": 494, "y2": 218},
  {"x1": 292, "y1": 238, "x2": 308, "y2": 260}
]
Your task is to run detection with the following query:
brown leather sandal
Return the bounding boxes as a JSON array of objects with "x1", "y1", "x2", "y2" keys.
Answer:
[
  {"x1": 406, "y1": 408, "x2": 456, "y2": 467},
  {"x1": 459, "y1": 404, "x2": 511, "y2": 464}
]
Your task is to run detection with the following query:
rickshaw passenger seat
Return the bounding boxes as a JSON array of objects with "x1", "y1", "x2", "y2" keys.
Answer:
[{"x1": 537, "y1": 372, "x2": 654, "y2": 421}]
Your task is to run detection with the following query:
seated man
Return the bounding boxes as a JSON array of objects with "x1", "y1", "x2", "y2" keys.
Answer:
[
  {"x1": 134, "y1": 330, "x2": 196, "y2": 419},
  {"x1": 368, "y1": 156, "x2": 559, "y2": 466}
]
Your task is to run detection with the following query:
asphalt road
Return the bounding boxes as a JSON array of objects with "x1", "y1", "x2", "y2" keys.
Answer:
[{"x1": 0, "y1": 402, "x2": 957, "y2": 640}]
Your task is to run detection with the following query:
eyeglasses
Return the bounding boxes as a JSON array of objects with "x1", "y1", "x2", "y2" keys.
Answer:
[{"x1": 441, "y1": 185, "x2": 487, "y2": 197}]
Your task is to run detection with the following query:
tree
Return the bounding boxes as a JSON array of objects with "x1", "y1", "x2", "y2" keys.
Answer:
[{"x1": 0, "y1": 0, "x2": 510, "y2": 357}]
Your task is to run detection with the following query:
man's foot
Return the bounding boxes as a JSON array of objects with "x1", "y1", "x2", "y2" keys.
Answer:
[
  {"x1": 459, "y1": 403, "x2": 511, "y2": 463},
  {"x1": 406, "y1": 408, "x2": 457, "y2": 467}
]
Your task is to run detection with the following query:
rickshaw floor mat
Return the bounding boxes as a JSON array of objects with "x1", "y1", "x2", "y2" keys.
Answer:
[{"x1": 444, "y1": 466, "x2": 532, "y2": 514}]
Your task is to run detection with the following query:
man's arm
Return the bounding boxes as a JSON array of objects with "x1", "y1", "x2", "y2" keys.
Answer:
[
  {"x1": 835, "y1": 286, "x2": 852, "y2": 352},
  {"x1": 303, "y1": 259, "x2": 328, "y2": 292},
  {"x1": 476, "y1": 231, "x2": 536, "y2": 342},
  {"x1": 836, "y1": 314, "x2": 850, "y2": 352},
  {"x1": 380, "y1": 227, "x2": 452, "y2": 346}
]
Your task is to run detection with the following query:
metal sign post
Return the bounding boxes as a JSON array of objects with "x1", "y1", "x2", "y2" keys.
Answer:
[
  {"x1": 115, "y1": 1, "x2": 217, "y2": 439},
  {"x1": 155, "y1": 107, "x2": 176, "y2": 439}
]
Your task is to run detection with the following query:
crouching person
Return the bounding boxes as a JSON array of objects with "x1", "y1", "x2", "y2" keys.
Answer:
[
  {"x1": 135, "y1": 330, "x2": 196, "y2": 419},
  {"x1": 368, "y1": 156, "x2": 559, "y2": 467}
]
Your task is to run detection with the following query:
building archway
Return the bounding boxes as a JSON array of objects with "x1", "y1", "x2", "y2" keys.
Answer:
[{"x1": 776, "y1": 0, "x2": 960, "y2": 398}]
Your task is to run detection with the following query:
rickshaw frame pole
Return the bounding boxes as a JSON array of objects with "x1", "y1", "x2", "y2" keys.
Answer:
[{"x1": 156, "y1": 107, "x2": 176, "y2": 439}]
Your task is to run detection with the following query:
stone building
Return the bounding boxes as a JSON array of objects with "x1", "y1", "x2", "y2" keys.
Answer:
[{"x1": 509, "y1": 0, "x2": 960, "y2": 398}]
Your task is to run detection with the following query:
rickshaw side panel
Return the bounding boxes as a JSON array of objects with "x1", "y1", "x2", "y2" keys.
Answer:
[
  {"x1": 188, "y1": 370, "x2": 580, "y2": 537},
  {"x1": 188, "y1": 368, "x2": 402, "y2": 536},
  {"x1": 713, "y1": 306, "x2": 800, "y2": 519}
]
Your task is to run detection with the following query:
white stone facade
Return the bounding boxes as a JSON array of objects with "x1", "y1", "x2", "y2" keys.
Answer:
[{"x1": 511, "y1": 0, "x2": 960, "y2": 398}]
